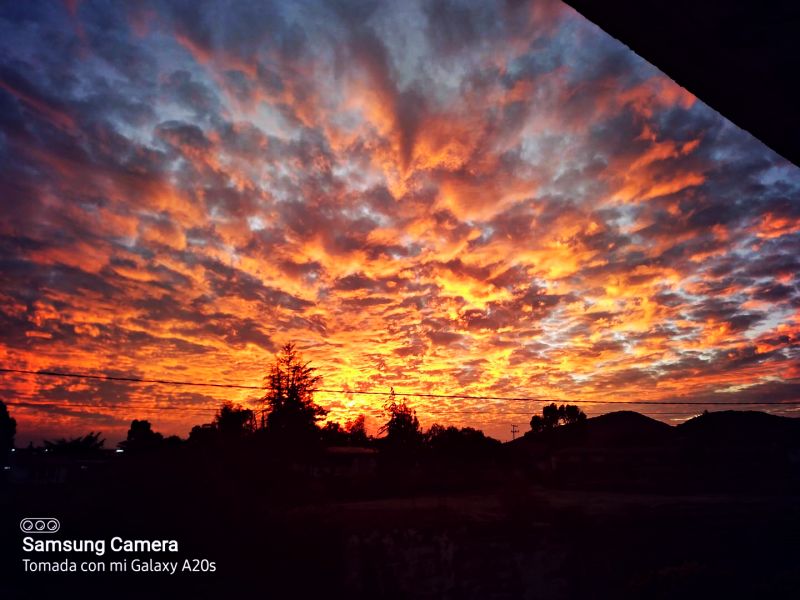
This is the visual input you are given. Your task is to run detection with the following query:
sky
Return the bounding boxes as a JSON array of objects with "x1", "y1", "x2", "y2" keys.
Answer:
[{"x1": 1, "y1": 0, "x2": 799, "y2": 443}]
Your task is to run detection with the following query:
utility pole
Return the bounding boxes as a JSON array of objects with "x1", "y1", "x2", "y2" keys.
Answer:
[{"x1": 511, "y1": 424, "x2": 519, "y2": 440}]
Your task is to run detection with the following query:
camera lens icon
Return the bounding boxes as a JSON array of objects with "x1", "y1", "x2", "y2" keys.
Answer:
[{"x1": 20, "y1": 518, "x2": 60, "y2": 534}]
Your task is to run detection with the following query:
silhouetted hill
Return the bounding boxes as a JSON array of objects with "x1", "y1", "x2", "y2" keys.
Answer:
[
  {"x1": 512, "y1": 410, "x2": 674, "y2": 450},
  {"x1": 506, "y1": 410, "x2": 800, "y2": 493},
  {"x1": 580, "y1": 411, "x2": 674, "y2": 447},
  {"x1": 677, "y1": 410, "x2": 800, "y2": 447},
  {"x1": 513, "y1": 409, "x2": 800, "y2": 451}
]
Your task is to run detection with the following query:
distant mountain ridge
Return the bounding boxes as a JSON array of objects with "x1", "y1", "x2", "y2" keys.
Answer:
[
  {"x1": 511, "y1": 409, "x2": 800, "y2": 448},
  {"x1": 508, "y1": 410, "x2": 800, "y2": 491},
  {"x1": 677, "y1": 410, "x2": 800, "y2": 445}
]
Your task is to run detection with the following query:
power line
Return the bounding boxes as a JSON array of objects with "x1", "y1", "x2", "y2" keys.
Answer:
[
  {"x1": 4, "y1": 400, "x2": 218, "y2": 413},
  {"x1": 2, "y1": 366, "x2": 799, "y2": 406},
  {"x1": 0, "y1": 367, "x2": 261, "y2": 390},
  {"x1": 0, "y1": 401, "x2": 738, "y2": 418},
  {"x1": 0, "y1": 396, "x2": 721, "y2": 417}
]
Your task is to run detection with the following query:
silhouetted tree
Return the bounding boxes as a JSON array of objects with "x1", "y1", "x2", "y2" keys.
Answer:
[
  {"x1": 320, "y1": 421, "x2": 348, "y2": 445},
  {"x1": 44, "y1": 432, "x2": 105, "y2": 457},
  {"x1": 183, "y1": 402, "x2": 254, "y2": 449},
  {"x1": 188, "y1": 423, "x2": 216, "y2": 446},
  {"x1": 426, "y1": 424, "x2": 501, "y2": 459},
  {"x1": 345, "y1": 414, "x2": 369, "y2": 445},
  {"x1": 530, "y1": 403, "x2": 586, "y2": 433},
  {"x1": 262, "y1": 343, "x2": 327, "y2": 440},
  {"x1": 320, "y1": 415, "x2": 370, "y2": 446},
  {"x1": 562, "y1": 404, "x2": 585, "y2": 425},
  {"x1": 529, "y1": 414, "x2": 546, "y2": 432},
  {"x1": 0, "y1": 400, "x2": 16, "y2": 453},
  {"x1": 118, "y1": 419, "x2": 164, "y2": 452},
  {"x1": 213, "y1": 401, "x2": 255, "y2": 439},
  {"x1": 162, "y1": 435, "x2": 183, "y2": 449},
  {"x1": 379, "y1": 389, "x2": 421, "y2": 449}
]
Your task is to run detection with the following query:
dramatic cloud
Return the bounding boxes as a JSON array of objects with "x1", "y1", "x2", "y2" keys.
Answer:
[{"x1": 1, "y1": 0, "x2": 798, "y2": 442}]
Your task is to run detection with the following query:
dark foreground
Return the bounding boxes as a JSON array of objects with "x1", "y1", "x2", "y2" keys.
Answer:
[{"x1": 2, "y1": 452, "x2": 800, "y2": 600}]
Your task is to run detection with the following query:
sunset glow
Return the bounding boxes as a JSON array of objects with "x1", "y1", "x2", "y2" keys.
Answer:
[{"x1": 1, "y1": 0, "x2": 799, "y2": 442}]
